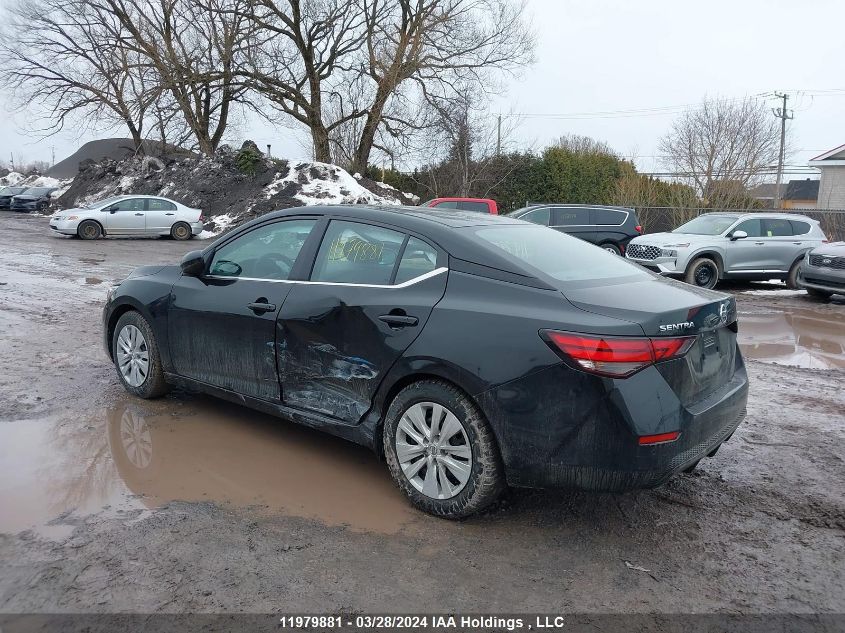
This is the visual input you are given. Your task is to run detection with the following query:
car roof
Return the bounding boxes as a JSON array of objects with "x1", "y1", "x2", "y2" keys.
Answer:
[
  {"x1": 513, "y1": 204, "x2": 634, "y2": 213},
  {"x1": 103, "y1": 194, "x2": 174, "y2": 200},
  {"x1": 260, "y1": 204, "x2": 521, "y2": 229},
  {"x1": 701, "y1": 211, "x2": 818, "y2": 222}
]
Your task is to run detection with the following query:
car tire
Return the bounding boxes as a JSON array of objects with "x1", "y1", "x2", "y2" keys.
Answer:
[
  {"x1": 601, "y1": 243, "x2": 622, "y2": 255},
  {"x1": 806, "y1": 287, "x2": 833, "y2": 300},
  {"x1": 112, "y1": 311, "x2": 169, "y2": 399},
  {"x1": 786, "y1": 260, "x2": 802, "y2": 290},
  {"x1": 383, "y1": 379, "x2": 505, "y2": 519},
  {"x1": 170, "y1": 222, "x2": 192, "y2": 240},
  {"x1": 77, "y1": 220, "x2": 102, "y2": 240},
  {"x1": 685, "y1": 257, "x2": 720, "y2": 289}
]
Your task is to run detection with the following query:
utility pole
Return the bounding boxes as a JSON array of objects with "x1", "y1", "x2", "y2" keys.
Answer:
[
  {"x1": 772, "y1": 92, "x2": 793, "y2": 210},
  {"x1": 496, "y1": 114, "x2": 502, "y2": 157}
]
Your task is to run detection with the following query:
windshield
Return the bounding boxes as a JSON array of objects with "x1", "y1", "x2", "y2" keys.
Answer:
[
  {"x1": 472, "y1": 224, "x2": 651, "y2": 283},
  {"x1": 673, "y1": 215, "x2": 738, "y2": 235},
  {"x1": 22, "y1": 187, "x2": 53, "y2": 195},
  {"x1": 83, "y1": 196, "x2": 122, "y2": 209},
  {"x1": 1, "y1": 187, "x2": 27, "y2": 195}
]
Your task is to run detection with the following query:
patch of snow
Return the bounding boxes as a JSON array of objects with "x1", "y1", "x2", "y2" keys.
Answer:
[
  {"x1": 265, "y1": 160, "x2": 399, "y2": 207},
  {"x1": 118, "y1": 175, "x2": 136, "y2": 191},
  {"x1": 376, "y1": 180, "x2": 397, "y2": 191},
  {"x1": 742, "y1": 289, "x2": 807, "y2": 296},
  {"x1": 199, "y1": 212, "x2": 238, "y2": 239},
  {"x1": 0, "y1": 171, "x2": 25, "y2": 186},
  {"x1": 352, "y1": 172, "x2": 362, "y2": 179}
]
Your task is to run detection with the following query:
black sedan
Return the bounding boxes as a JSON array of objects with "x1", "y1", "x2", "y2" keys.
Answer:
[
  {"x1": 10, "y1": 186, "x2": 58, "y2": 212},
  {"x1": 0, "y1": 186, "x2": 28, "y2": 209},
  {"x1": 103, "y1": 205, "x2": 748, "y2": 518}
]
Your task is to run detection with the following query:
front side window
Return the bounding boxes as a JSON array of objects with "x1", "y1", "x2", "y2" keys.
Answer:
[
  {"x1": 394, "y1": 237, "x2": 438, "y2": 284},
  {"x1": 110, "y1": 198, "x2": 145, "y2": 212},
  {"x1": 431, "y1": 200, "x2": 458, "y2": 209},
  {"x1": 732, "y1": 219, "x2": 762, "y2": 238},
  {"x1": 517, "y1": 207, "x2": 550, "y2": 226},
  {"x1": 147, "y1": 198, "x2": 177, "y2": 211},
  {"x1": 673, "y1": 215, "x2": 738, "y2": 235},
  {"x1": 472, "y1": 225, "x2": 651, "y2": 283},
  {"x1": 209, "y1": 219, "x2": 317, "y2": 280},
  {"x1": 456, "y1": 201, "x2": 490, "y2": 213},
  {"x1": 311, "y1": 221, "x2": 405, "y2": 284}
]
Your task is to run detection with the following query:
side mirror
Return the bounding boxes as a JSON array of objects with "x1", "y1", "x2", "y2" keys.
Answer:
[
  {"x1": 104, "y1": 205, "x2": 118, "y2": 214},
  {"x1": 180, "y1": 250, "x2": 206, "y2": 277},
  {"x1": 730, "y1": 230, "x2": 748, "y2": 241}
]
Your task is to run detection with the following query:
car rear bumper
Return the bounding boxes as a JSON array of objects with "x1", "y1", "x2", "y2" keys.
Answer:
[
  {"x1": 798, "y1": 265, "x2": 845, "y2": 295},
  {"x1": 478, "y1": 351, "x2": 749, "y2": 491},
  {"x1": 191, "y1": 222, "x2": 204, "y2": 236}
]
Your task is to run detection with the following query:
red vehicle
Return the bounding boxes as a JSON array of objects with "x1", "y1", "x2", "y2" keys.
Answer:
[{"x1": 422, "y1": 197, "x2": 498, "y2": 215}]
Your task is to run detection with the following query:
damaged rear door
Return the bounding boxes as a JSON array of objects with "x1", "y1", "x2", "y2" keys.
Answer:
[{"x1": 278, "y1": 219, "x2": 448, "y2": 423}]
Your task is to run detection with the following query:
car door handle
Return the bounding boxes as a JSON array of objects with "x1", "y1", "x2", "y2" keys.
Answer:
[
  {"x1": 135, "y1": 213, "x2": 144, "y2": 216},
  {"x1": 754, "y1": 241, "x2": 765, "y2": 245},
  {"x1": 165, "y1": 212, "x2": 175, "y2": 216},
  {"x1": 247, "y1": 301, "x2": 277, "y2": 314},
  {"x1": 378, "y1": 314, "x2": 419, "y2": 327},
  {"x1": 793, "y1": 241, "x2": 802, "y2": 245}
]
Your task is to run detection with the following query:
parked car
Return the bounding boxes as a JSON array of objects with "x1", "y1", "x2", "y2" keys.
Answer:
[
  {"x1": 103, "y1": 205, "x2": 748, "y2": 519},
  {"x1": 50, "y1": 195, "x2": 204, "y2": 240},
  {"x1": 0, "y1": 186, "x2": 28, "y2": 209},
  {"x1": 508, "y1": 204, "x2": 642, "y2": 255},
  {"x1": 10, "y1": 187, "x2": 59, "y2": 212},
  {"x1": 625, "y1": 212, "x2": 827, "y2": 289},
  {"x1": 422, "y1": 197, "x2": 498, "y2": 214},
  {"x1": 797, "y1": 242, "x2": 845, "y2": 299}
]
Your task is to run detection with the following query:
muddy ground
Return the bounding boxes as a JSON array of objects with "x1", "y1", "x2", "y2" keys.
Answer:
[{"x1": 0, "y1": 212, "x2": 843, "y2": 616}]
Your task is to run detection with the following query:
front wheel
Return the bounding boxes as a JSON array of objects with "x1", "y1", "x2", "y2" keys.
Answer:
[
  {"x1": 112, "y1": 311, "x2": 169, "y2": 399},
  {"x1": 786, "y1": 260, "x2": 802, "y2": 290},
  {"x1": 685, "y1": 257, "x2": 720, "y2": 289},
  {"x1": 383, "y1": 380, "x2": 505, "y2": 519},
  {"x1": 77, "y1": 220, "x2": 102, "y2": 240},
  {"x1": 601, "y1": 243, "x2": 622, "y2": 255}
]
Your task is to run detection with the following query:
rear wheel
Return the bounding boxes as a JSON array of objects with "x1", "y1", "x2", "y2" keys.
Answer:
[
  {"x1": 601, "y1": 243, "x2": 621, "y2": 255},
  {"x1": 383, "y1": 380, "x2": 504, "y2": 519},
  {"x1": 112, "y1": 311, "x2": 169, "y2": 399},
  {"x1": 685, "y1": 257, "x2": 720, "y2": 289},
  {"x1": 170, "y1": 221, "x2": 192, "y2": 240},
  {"x1": 806, "y1": 287, "x2": 833, "y2": 300},
  {"x1": 77, "y1": 220, "x2": 102, "y2": 240}
]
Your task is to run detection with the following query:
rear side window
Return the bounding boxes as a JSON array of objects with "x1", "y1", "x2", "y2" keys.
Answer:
[
  {"x1": 591, "y1": 209, "x2": 626, "y2": 225},
  {"x1": 394, "y1": 237, "x2": 438, "y2": 284},
  {"x1": 551, "y1": 207, "x2": 589, "y2": 226},
  {"x1": 790, "y1": 220, "x2": 811, "y2": 235},
  {"x1": 518, "y1": 207, "x2": 550, "y2": 226},
  {"x1": 147, "y1": 198, "x2": 177, "y2": 211},
  {"x1": 472, "y1": 225, "x2": 651, "y2": 283},
  {"x1": 456, "y1": 201, "x2": 490, "y2": 213},
  {"x1": 762, "y1": 218, "x2": 792, "y2": 237},
  {"x1": 312, "y1": 221, "x2": 405, "y2": 285},
  {"x1": 732, "y1": 218, "x2": 763, "y2": 238}
]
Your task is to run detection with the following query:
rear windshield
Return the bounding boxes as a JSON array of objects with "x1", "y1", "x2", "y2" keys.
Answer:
[
  {"x1": 673, "y1": 215, "x2": 737, "y2": 235},
  {"x1": 472, "y1": 225, "x2": 651, "y2": 283}
]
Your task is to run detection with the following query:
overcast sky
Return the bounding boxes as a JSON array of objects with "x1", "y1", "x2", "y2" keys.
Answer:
[{"x1": 1, "y1": 0, "x2": 843, "y2": 177}]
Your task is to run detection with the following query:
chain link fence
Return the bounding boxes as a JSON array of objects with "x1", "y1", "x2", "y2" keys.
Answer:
[{"x1": 634, "y1": 207, "x2": 845, "y2": 242}]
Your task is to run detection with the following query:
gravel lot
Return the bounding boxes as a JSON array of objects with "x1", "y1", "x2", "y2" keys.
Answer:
[{"x1": 1, "y1": 212, "x2": 843, "y2": 616}]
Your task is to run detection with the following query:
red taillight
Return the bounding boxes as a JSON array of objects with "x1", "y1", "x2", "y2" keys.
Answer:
[
  {"x1": 638, "y1": 431, "x2": 680, "y2": 445},
  {"x1": 635, "y1": 225, "x2": 643, "y2": 233},
  {"x1": 542, "y1": 331, "x2": 695, "y2": 378},
  {"x1": 198, "y1": 212, "x2": 206, "y2": 222}
]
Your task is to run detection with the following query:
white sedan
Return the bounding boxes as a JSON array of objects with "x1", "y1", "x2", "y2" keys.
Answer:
[{"x1": 50, "y1": 195, "x2": 204, "y2": 240}]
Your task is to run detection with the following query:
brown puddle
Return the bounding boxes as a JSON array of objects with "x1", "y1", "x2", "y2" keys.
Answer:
[
  {"x1": 0, "y1": 397, "x2": 420, "y2": 536},
  {"x1": 738, "y1": 306, "x2": 845, "y2": 369}
]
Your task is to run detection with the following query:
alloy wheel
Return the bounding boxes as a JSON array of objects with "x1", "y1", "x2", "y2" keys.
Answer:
[
  {"x1": 116, "y1": 324, "x2": 150, "y2": 387},
  {"x1": 395, "y1": 401, "x2": 473, "y2": 499}
]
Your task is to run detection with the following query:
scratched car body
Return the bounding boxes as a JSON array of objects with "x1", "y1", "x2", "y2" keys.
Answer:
[{"x1": 103, "y1": 205, "x2": 749, "y2": 518}]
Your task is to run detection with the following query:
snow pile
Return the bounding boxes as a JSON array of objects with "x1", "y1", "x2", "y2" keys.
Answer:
[
  {"x1": 0, "y1": 171, "x2": 25, "y2": 186},
  {"x1": 266, "y1": 161, "x2": 401, "y2": 206},
  {"x1": 198, "y1": 213, "x2": 238, "y2": 240},
  {"x1": 742, "y1": 289, "x2": 807, "y2": 297}
]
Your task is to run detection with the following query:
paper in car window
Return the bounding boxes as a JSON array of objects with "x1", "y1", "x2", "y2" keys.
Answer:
[{"x1": 767, "y1": 231, "x2": 773, "y2": 236}]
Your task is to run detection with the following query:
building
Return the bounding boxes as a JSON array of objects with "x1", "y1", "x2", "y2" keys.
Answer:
[
  {"x1": 781, "y1": 178, "x2": 819, "y2": 210},
  {"x1": 748, "y1": 182, "x2": 778, "y2": 207},
  {"x1": 808, "y1": 144, "x2": 845, "y2": 209}
]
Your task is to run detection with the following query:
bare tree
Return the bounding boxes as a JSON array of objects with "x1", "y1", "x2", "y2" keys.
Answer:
[
  {"x1": 0, "y1": 0, "x2": 160, "y2": 149},
  {"x1": 659, "y1": 97, "x2": 783, "y2": 208},
  {"x1": 91, "y1": 0, "x2": 258, "y2": 154}
]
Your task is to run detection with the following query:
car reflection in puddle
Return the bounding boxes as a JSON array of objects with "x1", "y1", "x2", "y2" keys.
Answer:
[
  {"x1": 107, "y1": 398, "x2": 420, "y2": 534},
  {"x1": 738, "y1": 307, "x2": 845, "y2": 369}
]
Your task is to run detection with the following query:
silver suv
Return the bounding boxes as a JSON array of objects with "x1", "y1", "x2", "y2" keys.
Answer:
[{"x1": 625, "y1": 212, "x2": 827, "y2": 289}]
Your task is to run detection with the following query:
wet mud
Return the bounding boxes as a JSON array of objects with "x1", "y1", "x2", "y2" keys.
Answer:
[{"x1": 1, "y1": 213, "x2": 844, "y2": 614}]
